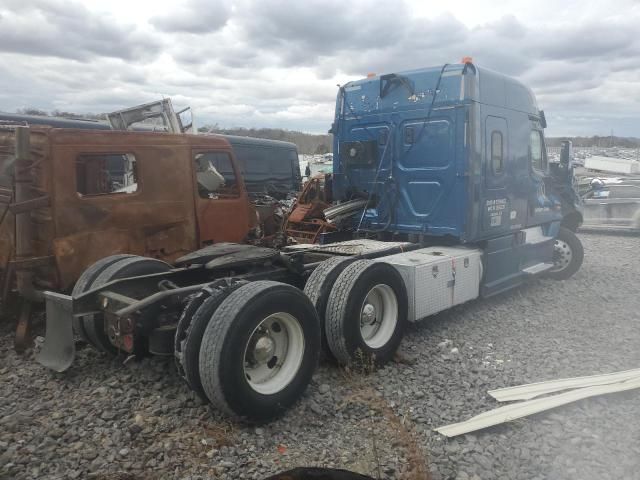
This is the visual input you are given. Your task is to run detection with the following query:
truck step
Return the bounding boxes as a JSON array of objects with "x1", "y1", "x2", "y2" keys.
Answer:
[{"x1": 522, "y1": 262, "x2": 554, "y2": 275}]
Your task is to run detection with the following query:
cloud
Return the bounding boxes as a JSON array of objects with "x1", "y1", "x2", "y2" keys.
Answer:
[
  {"x1": 0, "y1": 0, "x2": 161, "y2": 62},
  {"x1": 0, "y1": 0, "x2": 639, "y2": 136},
  {"x1": 237, "y1": 0, "x2": 410, "y2": 64},
  {"x1": 150, "y1": 0, "x2": 231, "y2": 33},
  {"x1": 534, "y1": 19, "x2": 640, "y2": 61}
]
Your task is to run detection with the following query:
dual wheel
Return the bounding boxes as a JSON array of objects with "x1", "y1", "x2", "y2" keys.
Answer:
[
  {"x1": 302, "y1": 229, "x2": 584, "y2": 368},
  {"x1": 175, "y1": 280, "x2": 321, "y2": 421},
  {"x1": 304, "y1": 258, "x2": 408, "y2": 367},
  {"x1": 174, "y1": 259, "x2": 407, "y2": 420}
]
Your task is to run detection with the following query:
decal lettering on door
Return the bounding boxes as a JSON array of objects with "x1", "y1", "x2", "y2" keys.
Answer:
[{"x1": 486, "y1": 198, "x2": 507, "y2": 227}]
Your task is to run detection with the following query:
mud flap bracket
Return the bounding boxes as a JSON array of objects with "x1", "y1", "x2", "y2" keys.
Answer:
[{"x1": 36, "y1": 291, "x2": 75, "y2": 372}]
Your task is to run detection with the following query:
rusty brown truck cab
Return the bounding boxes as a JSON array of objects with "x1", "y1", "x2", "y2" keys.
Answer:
[{"x1": 0, "y1": 126, "x2": 256, "y2": 347}]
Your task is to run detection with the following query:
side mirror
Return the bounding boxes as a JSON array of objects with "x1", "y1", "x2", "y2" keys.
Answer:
[
  {"x1": 560, "y1": 140, "x2": 572, "y2": 166},
  {"x1": 539, "y1": 110, "x2": 547, "y2": 129}
]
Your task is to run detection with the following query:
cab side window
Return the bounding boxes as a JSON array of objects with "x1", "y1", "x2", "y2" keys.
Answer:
[
  {"x1": 76, "y1": 153, "x2": 138, "y2": 196},
  {"x1": 491, "y1": 131, "x2": 503, "y2": 174},
  {"x1": 530, "y1": 130, "x2": 546, "y2": 172},
  {"x1": 194, "y1": 152, "x2": 239, "y2": 198}
]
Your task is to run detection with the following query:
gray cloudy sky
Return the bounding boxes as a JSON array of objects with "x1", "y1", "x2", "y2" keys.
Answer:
[{"x1": 1, "y1": 0, "x2": 639, "y2": 136}]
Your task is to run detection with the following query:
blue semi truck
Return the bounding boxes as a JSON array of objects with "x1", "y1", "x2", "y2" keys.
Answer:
[
  {"x1": 330, "y1": 61, "x2": 583, "y2": 292},
  {"x1": 37, "y1": 61, "x2": 584, "y2": 421}
]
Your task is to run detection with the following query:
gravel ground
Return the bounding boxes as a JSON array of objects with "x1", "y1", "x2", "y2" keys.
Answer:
[{"x1": 1, "y1": 232, "x2": 639, "y2": 480}]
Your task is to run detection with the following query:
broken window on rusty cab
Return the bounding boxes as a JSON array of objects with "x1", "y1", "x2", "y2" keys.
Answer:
[
  {"x1": 194, "y1": 152, "x2": 239, "y2": 198},
  {"x1": 76, "y1": 153, "x2": 138, "y2": 196}
]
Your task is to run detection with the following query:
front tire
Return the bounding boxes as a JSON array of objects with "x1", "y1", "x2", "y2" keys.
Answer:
[
  {"x1": 546, "y1": 227, "x2": 584, "y2": 280},
  {"x1": 198, "y1": 281, "x2": 321, "y2": 421},
  {"x1": 325, "y1": 260, "x2": 408, "y2": 367}
]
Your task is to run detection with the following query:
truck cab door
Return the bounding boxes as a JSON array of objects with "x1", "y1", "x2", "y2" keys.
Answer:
[
  {"x1": 50, "y1": 140, "x2": 199, "y2": 289},
  {"x1": 192, "y1": 149, "x2": 254, "y2": 245},
  {"x1": 482, "y1": 115, "x2": 529, "y2": 235}
]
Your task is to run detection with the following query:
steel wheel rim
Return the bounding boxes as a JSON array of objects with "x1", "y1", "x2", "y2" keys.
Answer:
[
  {"x1": 243, "y1": 312, "x2": 305, "y2": 395},
  {"x1": 550, "y1": 239, "x2": 573, "y2": 272},
  {"x1": 360, "y1": 284, "x2": 398, "y2": 349}
]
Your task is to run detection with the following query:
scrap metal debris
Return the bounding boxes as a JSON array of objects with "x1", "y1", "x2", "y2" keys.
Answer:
[
  {"x1": 284, "y1": 174, "x2": 335, "y2": 243},
  {"x1": 323, "y1": 198, "x2": 367, "y2": 227},
  {"x1": 488, "y1": 367, "x2": 640, "y2": 402},
  {"x1": 436, "y1": 369, "x2": 640, "y2": 437},
  {"x1": 107, "y1": 98, "x2": 193, "y2": 133}
]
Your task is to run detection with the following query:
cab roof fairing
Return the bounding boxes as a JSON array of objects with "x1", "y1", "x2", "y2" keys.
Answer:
[
  {"x1": 335, "y1": 63, "x2": 541, "y2": 120},
  {"x1": 476, "y1": 66, "x2": 540, "y2": 116}
]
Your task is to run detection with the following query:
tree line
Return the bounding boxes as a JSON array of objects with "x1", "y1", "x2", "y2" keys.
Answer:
[
  {"x1": 198, "y1": 125, "x2": 332, "y2": 155},
  {"x1": 546, "y1": 135, "x2": 640, "y2": 148}
]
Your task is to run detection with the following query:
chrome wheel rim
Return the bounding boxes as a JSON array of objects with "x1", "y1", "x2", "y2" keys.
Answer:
[
  {"x1": 243, "y1": 312, "x2": 305, "y2": 395},
  {"x1": 360, "y1": 284, "x2": 398, "y2": 348},
  {"x1": 550, "y1": 239, "x2": 573, "y2": 272}
]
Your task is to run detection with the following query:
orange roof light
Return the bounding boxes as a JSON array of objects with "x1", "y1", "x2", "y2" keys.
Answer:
[
  {"x1": 366, "y1": 72, "x2": 376, "y2": 78},
  {"x1": 461, "y1": 56, "x2": 473, "y2": 64}
]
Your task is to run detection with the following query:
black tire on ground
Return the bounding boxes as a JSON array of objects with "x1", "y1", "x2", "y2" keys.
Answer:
[
  {"x1": 180, "y1": 281, "x2": 246, "y2": 400},
  {"x1": 546, "y1": 226, "x2": 584, "y2": 280},
  {"x1": 81, "y1": 256, "x2": 171, "y2": 354},
  {"x1": 198, "y1": 281, "x2": 321, "y2": 421},
  {"x1": 71, "y1": 254, "x2": 135, "y2": 342},
  {"x1": 325, "y1": 260, "x2": 408, "y2": 367},
  {"x1": 303, "y1": 256, "x2": 356, "y2": 357}
]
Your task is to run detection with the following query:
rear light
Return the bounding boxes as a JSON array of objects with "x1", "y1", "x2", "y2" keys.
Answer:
[{"x1": 122, "y1": 334, "x2": 134, "y2": 352}]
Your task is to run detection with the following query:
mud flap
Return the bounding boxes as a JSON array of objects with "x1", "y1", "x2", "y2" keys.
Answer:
[{"x1": 36, "y1": 291, "x2": 76, "y2": 372}]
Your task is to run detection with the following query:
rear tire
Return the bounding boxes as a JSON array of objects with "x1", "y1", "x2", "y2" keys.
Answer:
[
  {"x1": 546, "y1": 227, "x2": 584, "y2": 280},
  {"x1": 177, "y1": 280, "x2": 247, "y2": 400},
  {"x1": 325, "y1": 260, "x2": 408, "y2": 367},
  {"x1": 303, "y1": 256, "x2": 356, "y2": 358},
  {"x1": 198, "y1": 281, "x2": 320, "y2": 421},
  {"x1": 72, "y1": 254, "x2": 134, "y2": 342},
  {"x1": 82, "y1": 256, "x2": 171, "y2": 353}
]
